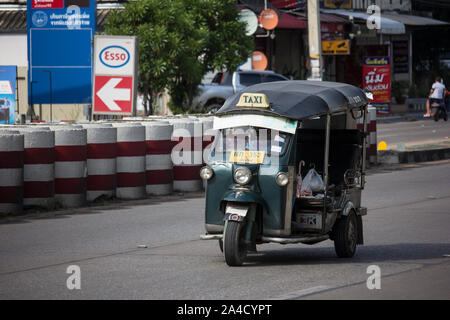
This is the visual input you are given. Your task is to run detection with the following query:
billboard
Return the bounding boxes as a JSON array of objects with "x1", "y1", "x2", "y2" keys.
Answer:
[
  {"x1": 363, "y1": 56, "x2": 391, "y2": 114},
  {"x1": 322, "y1": 40, "x2": 350, "y2": 55},
  {"x1": 0, "y1": 66, "x2": 17, "y2": 124},
  {"x1": 27, "y1": 0, "x2": 96, "y2": 104}
]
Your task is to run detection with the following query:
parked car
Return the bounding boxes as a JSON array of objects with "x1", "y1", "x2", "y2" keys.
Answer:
[{"x1": 192, "y1": 70, "x2": 288, "y2": 113}]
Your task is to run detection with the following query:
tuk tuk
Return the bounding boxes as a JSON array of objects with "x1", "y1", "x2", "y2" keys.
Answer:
[{"x1": 200, "y1": 80, "x2": 369, "y2": 266}]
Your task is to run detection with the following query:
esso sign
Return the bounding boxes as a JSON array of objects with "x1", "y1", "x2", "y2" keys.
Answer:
[{"x1": 100, "y1": 46, "x2": 130, "y2": 68}]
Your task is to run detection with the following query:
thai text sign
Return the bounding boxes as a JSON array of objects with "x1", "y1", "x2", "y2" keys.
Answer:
[{"x1": 363, "y1": 56, "x2": 391, "y2": 114}]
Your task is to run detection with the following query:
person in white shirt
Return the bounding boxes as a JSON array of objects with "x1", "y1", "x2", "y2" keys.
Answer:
[{"x1": 424, "y1": 76, "x2": 446, "y2": 117}]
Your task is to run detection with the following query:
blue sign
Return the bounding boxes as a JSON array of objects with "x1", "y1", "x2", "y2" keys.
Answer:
[
  {"x1": 0, "y1": 66, "x2": 17, "y2": 124},
  {"x1": 27, "y1": 0, "x2": 96, "y2": 104}
]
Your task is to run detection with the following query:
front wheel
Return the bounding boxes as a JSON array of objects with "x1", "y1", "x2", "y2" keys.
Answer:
[
  {"x1": 333, "y1": 211, "x2": 358, "y2": 258},
  {"x1": 224, "y1": 221, "x2": 248, "y2": 266}
]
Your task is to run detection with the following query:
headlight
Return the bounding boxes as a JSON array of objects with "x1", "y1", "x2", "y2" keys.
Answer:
[
  {"x1": 233, "y1": 166, "x2": 252, "y2": 185},
  {"x1": 200, "y1": 166, "x2": 214, "y2": 180},
  {"x1": 275, "y1": 172, "x2": 289, "y2": 186}
]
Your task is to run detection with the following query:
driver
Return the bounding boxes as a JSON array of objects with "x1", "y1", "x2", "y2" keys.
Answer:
[{"x1": 424, "y1": 76, "x2": 446, "y2": 117}]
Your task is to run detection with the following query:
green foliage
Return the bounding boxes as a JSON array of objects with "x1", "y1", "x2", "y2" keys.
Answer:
[{"x1": 105, "y1": 0, "x2": 253, "y2": 114}]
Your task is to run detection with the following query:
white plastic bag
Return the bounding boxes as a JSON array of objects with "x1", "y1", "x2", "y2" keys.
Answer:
[{"x1": 300, "y1": 168, "x2": 324, "y2": 196}]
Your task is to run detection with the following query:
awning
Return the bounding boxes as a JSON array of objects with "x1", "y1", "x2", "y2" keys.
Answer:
[
  {"x1": 380, "y1": 12, "x2": 449, "y2": 26},
  {"x1": 276, "y1": 12, "x2": 307, "y2": 29},
  {"x1": 277, "y1": 12, "x2": 347, "y2": 30},
  {"x1": 321, "y1": 9, "x2": 406, "y2": 35}
]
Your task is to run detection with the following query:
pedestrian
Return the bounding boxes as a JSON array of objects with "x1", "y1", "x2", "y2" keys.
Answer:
[{"x1": 424, "y1": 76, "x2": 446, "y2": 117}]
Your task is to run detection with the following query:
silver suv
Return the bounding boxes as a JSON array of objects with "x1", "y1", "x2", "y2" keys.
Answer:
[{"x1": 192, "y1": 70, "x2": 288, "y2": 113}]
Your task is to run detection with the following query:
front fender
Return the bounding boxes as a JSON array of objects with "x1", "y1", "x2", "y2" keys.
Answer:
[{"x1": 223, "y1": 190, "x2": 266, "y2": 207}]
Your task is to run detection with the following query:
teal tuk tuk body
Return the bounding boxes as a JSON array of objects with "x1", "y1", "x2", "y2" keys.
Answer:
[{"x1": 201, "y1": 80, "x2": 369, "y2": 266}]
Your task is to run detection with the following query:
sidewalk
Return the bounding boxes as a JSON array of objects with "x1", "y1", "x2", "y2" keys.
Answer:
[
  {"x1": 376, "y1": 109, "x2": 450, "y2": 164},
  {"x1": 376, "y1": 104, "x2": 430, "y2": 124}
]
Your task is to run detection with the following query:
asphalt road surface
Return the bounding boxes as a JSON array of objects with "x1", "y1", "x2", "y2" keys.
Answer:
[
  {"x1": 1, "y1": 161, "x2": 450, "y2": 300},
  {"x1": 377, "y1": 119, "x2": 450, "y2": 148}
]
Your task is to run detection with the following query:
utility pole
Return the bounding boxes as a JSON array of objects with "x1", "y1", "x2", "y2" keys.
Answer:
[{"x1": 307, "y1": 0, "x2": 322, "y2": 81}]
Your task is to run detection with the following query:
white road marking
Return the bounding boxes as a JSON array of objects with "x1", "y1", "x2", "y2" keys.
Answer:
[{"x1": 270, "y1": 285, "x2": 331, "y2": 300}]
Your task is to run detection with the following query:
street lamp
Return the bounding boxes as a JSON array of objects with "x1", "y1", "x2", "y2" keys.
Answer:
[
  {"x1": 43, "y1": 70, "x2": 53, "y2": 122},
  {"x1": 28, "y1": 80, "x2": 38, "y2": 121}
]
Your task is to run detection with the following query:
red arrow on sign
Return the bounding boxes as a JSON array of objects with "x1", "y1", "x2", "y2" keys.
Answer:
[{"x1": 94, "y1": 76, "x2": 132, "y2": 113}]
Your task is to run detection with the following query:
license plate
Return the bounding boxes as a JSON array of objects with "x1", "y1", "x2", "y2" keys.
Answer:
[
  {"x1": 225, "y1": 204, "x2": 248, "y2": 217},
  {"x1": 229, "y1": 150, "x2": 265, "y2": 164},
  {"x1": 298, "y1": 214, "x2": 322, "y2": 229}
]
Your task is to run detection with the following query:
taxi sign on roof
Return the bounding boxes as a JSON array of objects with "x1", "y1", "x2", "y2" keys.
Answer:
[{"x1": 236, "y1": 93, "x2": 270, "y2": 108}]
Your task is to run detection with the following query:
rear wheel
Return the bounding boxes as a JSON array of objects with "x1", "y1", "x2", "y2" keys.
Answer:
[
  {"x1": 224, "y1": 221, "x2": 248, "y2": 266},
  {"x1": 333, "y1": 211, "x2": 358, "y2": 258},
  {"x1": 434, "y1": 109, "x2": 440, "y2": 121}
]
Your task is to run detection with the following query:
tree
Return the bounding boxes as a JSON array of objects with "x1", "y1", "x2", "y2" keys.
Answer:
[
  {"x1": 105, "y1": 0, "x2": 253, "y2": 115},
  {"x1": 169, "y1": 0, "x2": 254, "y2": 112}
]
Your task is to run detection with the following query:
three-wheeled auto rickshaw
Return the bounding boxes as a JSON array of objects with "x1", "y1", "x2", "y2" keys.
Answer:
[{"x1": 200, "y1": 80, "x2": 369, "y2": 266}]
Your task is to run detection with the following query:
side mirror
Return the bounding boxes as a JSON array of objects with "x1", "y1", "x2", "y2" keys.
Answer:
[{"x1": 363, "y1": 89, "x2": 374, "y2": 100}]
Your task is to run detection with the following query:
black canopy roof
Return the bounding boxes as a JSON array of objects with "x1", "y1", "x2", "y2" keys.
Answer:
[{"x1": 216, "y1": 80, "x2": 368, "y2": 120}]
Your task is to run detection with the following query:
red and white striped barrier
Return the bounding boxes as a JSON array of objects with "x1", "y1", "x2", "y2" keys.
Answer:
[
  {"x1": 144, "y1": 122, "x2": 174, "y2": 195},
  {"x1": 0, "y1": 131, "x2": 24, "y2": 214},
  {"x1": 19, "y1": 128, "x2": 55, "y2": 209},
  {"x1": 357, "y1": 106, "x2": 377, "y2": 164},
  {"x1": 82, "y1": 124, "x2": 117, "y2": 201},
  {"x1": 171, "y1": 119, "x2": 203, "y2": 192},
  {"x1": 52, "y1": 127, "x2": 87, "y2": 208},
  {"x1": 112, "y1": 123, "x2": 146, "y2": 199}
]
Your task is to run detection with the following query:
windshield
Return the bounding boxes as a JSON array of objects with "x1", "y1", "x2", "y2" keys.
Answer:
[{"x1": 209, "y1": 126, "x2": 290, "y2": 164}]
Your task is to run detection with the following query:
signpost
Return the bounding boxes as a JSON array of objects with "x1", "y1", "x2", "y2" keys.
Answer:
[
  {"x1": 0, "y1": 66, "x2": 17, "y2": 124},
  {"x1": 362, "y1": 56, "x2": 391, "y2": 114},
  {"x1": 92, "y1": 36, "x2": 138, "y2": 116},
  {"x1": 27, "y1": 0, "x2": 96, "y2": 105}
]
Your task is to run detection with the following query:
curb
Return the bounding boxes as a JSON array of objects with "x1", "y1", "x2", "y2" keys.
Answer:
[
  {"x1": 378, "y1": 147, "x2": 450, "y2": 164},
  {"x1": 376, "y1": 113, "x2": 431, "y2": 124}
]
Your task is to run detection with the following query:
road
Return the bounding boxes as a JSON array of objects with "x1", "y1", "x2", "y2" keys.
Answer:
[
  {"x1": 0, "y1": 161, "x2": 450, "y2": 300},
  {"x1": 377, "y1": 119, "x2": 450, "y2": 149}
]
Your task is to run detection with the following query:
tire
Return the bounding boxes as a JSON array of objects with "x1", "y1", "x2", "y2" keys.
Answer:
[
  {"x1": 434, "y1": 111, "x2": 439, "y2": 121},
  {"x1": 206, "y1": 103, "x2": 222, "y2": 114},
  {"x1": 224, "y1": 221, "x2": 248, "y2": 266},
  {"x1": 219, "y1": 239, "x2": 223, "y2": 253},
  {"x1": 333, "y1": 211, "x2": 358, "y2": 258}
]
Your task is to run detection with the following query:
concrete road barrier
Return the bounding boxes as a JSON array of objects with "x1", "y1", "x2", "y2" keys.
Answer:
[
  {"x1": 52, "y1": 127, "x2": 87, "y2": 208},
  {"x1": 171, "y1": 119, "x2": 203, "y2": 192},
  {"x1": 144, "y1": 122, "x2": 174, "y2": 195},
  {"x1": 19, "y1": 128, "x2": 55, "y2": 209},
  {"x1": 0, "y1": 131, "x2": 24, "y2": 215},
  {"x1": 112, "y1": 123, "x2": 146, "y2": 199},
  {"x1": 82, "y1": 124, "x2": 117, "y2": 202}
]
